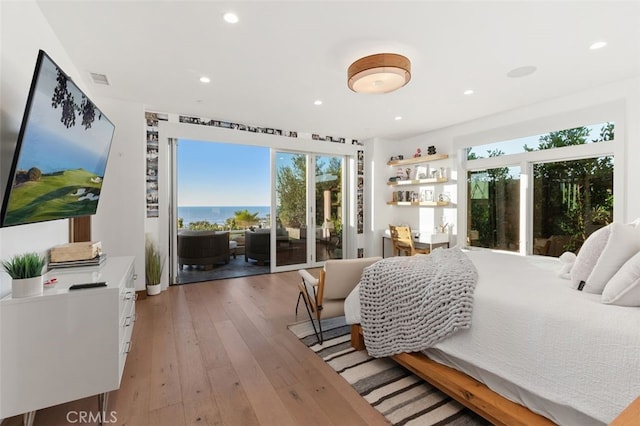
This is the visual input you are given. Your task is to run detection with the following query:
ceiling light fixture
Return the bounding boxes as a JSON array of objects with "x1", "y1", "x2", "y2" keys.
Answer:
[
  {"x1": 589, "y1": 41, "x2": 607, "y2": 50},
  {"x1": 199, "y1": 76, "x2": 211, "y2": 83},
  {"x1": 507, "y1": 65, "x2": 537, "y2": 78},
  {"x1": 394, "y1": 116, "x2": 403, "y2": 121},
  {"x1": 314, "y1": 100, "x2": 323, "y2": 106},
  {"x1": 223, "y1": 12, "x2": 238, "y2": 24},
  {"x1": 347, "y1": 53, "x2": 411, "y2": 94},
  {"x1": 463, "y1": 89, "x2": 474, "y2": 95}
]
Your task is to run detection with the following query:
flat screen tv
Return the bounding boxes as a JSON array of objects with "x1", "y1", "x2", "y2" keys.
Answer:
[{"x1": 1, "y1": 50, "x2": 115, "y2": 227}]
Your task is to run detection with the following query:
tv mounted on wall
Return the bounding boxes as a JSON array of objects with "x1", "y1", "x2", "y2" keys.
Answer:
[{"x1": 0, "y1": 50, "x2": 115, "y2": 227}]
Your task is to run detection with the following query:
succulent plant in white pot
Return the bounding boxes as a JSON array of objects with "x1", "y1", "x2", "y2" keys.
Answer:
[{"x1": 2, "y1": 252, "x2": 46, "y2": 298}]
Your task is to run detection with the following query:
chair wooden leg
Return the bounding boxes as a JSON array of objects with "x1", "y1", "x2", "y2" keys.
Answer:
[{"x1": 301, "y1": 294, "x2": 322, "y2": 345}]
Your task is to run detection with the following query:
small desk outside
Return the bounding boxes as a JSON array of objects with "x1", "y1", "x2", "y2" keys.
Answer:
[{"x1": 382, "y1": 231, "x2": 450, "y2": 257}]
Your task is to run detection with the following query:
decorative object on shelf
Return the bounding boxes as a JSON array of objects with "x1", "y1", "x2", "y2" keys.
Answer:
[
  {"x1": 390, "y1": 155, "x2": 404, "y2": 161},
  {"x1": 440, "y1": 167, "x2": 446, "y2": 180},
  {"x1": 2, "y1": 252, "x2": 46, "y2": 298},
  {"x1": 415, "y1": 165, "x2": 429, "y2": 179},
  {"x1": 427, "y1": 145, "x2": 436, "y2": 155},
  {"x1": 414, "y1": 148, "x2": 422, "y2": 158},
  {"x1": 347, "y1": 53, "x2": 411, "y2": 94},
  {"x1": 438, "y1": 192, "x2": 451, "y2": 203},
  {"x1": 405, "y1": 168, "x2": 412, "y2": 180},
  {"x1": 145, "y1": 237, "x2": 164, "y2": 296},
  {"x1": 397, "y1": 191, "x2": 404, "y2": 202},
  {"x1": 422, "y1": 189, "x2": 434, "y2": 202}
]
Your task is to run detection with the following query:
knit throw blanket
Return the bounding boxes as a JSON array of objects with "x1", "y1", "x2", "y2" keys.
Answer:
[{"x1": 360, "y1": 248, "x2": 478, "y2": 358}]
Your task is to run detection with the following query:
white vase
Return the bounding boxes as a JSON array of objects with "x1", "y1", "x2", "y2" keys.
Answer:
[
  {"x1": 146, "y1": 284, "x2": 161, "y2": 296},
  {"x1": 12, "y1": 276, "x2": 44, "y2": 298}
]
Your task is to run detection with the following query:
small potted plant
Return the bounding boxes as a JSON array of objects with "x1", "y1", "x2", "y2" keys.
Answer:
[
  {"x1": 145, "y1": 238, "x2": 164, "y2": 296},
  {"x1": 2, "y1": 252, "x2": 46, "y2": 298}
]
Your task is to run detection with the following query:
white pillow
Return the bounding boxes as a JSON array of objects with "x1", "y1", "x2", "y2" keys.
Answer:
[
  {"x1": 602, "y1": 251, "x2": 640, "y2": 306},
  {"x1": 558, "y1": 251, "x2": 576, "y2": 280},
  {"x1": 584, "y1": 222, "x2": 640, "y2": 294},
  {"x1": 571, "y1": 224, "x2": 611, "y2": 290}
]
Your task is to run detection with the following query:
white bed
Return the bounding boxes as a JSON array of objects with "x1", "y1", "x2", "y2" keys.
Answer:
[{"x1": 345, "y1": 249, "x2": 640, "y2": 425}]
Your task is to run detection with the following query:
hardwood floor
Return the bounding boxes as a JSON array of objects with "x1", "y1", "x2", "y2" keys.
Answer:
[{"x1": 2, "y1": 271, "x2": 388, "y2": 426}]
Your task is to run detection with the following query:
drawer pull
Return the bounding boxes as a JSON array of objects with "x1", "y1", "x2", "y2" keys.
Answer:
[
  {"x1": 124, "y1": 341, "x2": 132, "y2": 354},
  {"x1": 124, "y1": 316, "x2": 132, "y2": 327}
]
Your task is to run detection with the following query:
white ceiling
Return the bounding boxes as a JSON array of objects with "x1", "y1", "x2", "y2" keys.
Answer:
[{"x1": 36, "y1": 1, "x2": 640, "y2": 141}]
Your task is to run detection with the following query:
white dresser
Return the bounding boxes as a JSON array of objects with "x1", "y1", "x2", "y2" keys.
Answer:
[{"x1": 0, "y1": 256, "x2": 136, "y2": 424}]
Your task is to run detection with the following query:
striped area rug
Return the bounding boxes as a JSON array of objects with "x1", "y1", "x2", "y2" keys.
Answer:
[{"x1": 288, "y1": 317, "x2": 490, "y2": 426}]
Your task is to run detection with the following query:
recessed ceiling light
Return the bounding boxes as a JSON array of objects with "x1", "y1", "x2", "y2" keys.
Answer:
[
  {"x1": 200, "y1": 76, "x2": 211, "y2": 83},
  {"x1": 589, "y1": 41, "x2": 607, "y2": 50},
  {"x1": 314, "y1": 100, "x2": 322, "y2": 106},
  {"x1": 507, "y1": 65, "x2": 537, "y2": 78},
  {"x1": 463, "y1": 89, "x2": 474, "y2": 95},
  {"x1": 394, "y1": 116, "x2": 403, "y2": 121},
  {"x1": 223, "y1": 12, "x2": 238, "y2": 24}
]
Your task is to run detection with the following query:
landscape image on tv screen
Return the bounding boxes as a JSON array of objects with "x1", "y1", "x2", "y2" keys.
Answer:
[{"x1": 1, "y1": 50, "x2": 115, "y2": 227}]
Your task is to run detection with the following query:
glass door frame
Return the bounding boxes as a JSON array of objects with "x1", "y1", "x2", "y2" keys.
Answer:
[{"x1": 271, "y1": 149, "x2": 346, "y2": 273}]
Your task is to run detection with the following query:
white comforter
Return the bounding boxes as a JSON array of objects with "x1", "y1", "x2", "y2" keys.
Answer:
[{"x1": 344, "y1": 249, "x2": 640, "y2": 425}]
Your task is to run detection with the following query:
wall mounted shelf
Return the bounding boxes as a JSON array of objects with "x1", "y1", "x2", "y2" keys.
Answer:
[
  {"x1": 386, "y1": 201, "x2": 450, "y2": 207},
  {"x1": 387, "y1": 153, "x2": 448, "y2": 166},
  {"x1": 388, "y1": 177, "x2": 448, "y2": 186}
]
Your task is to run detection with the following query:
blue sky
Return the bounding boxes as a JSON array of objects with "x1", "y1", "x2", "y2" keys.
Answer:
[{"x1": 177, "y1": 139, "x2": 270, "y2": 206}]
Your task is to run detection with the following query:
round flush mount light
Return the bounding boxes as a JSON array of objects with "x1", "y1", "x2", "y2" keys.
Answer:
[
  {"x1": 314, "y1": 99, "x2": 323, "y2": 106},
  {"x1": 589, "y1": 41, "x2": 607, "y2": 50},
  {"x1": 507, "y1": 65, "x2": 537, "y2": 78},
  {"x1": 199, "y1": 76, "x2": 211, "y2": 83},
  {"x1": 223, "y1": 12, "x2": 239, "y2": 24},
  {"x1": 463, "y1": 89, "x2": 474, "y2": 95},
  {"x1": 348, "y1": 53, "x2": 411, "y2": 94}
]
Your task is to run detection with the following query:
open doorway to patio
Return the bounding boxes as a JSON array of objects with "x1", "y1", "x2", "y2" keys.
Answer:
[{"x1": 175, "y1": 139, "x2": 271, "y2": 284}]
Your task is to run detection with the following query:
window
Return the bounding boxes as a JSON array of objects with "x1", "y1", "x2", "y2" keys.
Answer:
[
  {"x1": 467, "y1": 122, "x2": 613, "y2": 160},
  {"x1": 468, "y1": 166, "x2": 520, "y2": 251},
  {"x1": 533, "y1": 156, "x2": 613, "y2": 256},
  {"x1": 465, "y1": 122, "x2": 614, "y2": 256}
]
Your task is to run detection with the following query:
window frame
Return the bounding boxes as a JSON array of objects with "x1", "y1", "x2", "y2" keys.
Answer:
[{"x1": 460, "y1": 137, "x2": 616, "y2": 255}]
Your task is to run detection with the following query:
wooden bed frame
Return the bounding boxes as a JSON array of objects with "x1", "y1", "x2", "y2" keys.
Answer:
[{"x1": 350, "y1": 324, "x2": 639, "y2": 426}]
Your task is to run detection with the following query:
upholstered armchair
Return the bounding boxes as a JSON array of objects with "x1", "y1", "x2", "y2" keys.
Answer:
[
  {"x1": 297, "y1": 256, "x2": 382, "y2": 344},
  {"x1": 177, "y1": 230, "x2": 230, "y2": 269},
  {"x1": 245, "y1": 229, "x2": 271, "y2": 265}
]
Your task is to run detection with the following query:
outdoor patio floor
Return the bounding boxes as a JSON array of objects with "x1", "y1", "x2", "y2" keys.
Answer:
[{"x1": 176, "y1": 255, "x2": 270, "y2": 284}]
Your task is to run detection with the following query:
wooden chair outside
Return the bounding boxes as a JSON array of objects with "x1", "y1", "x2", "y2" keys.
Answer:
[{"x1": 389, "y1": 224, "x2": 430, "y2": 256}]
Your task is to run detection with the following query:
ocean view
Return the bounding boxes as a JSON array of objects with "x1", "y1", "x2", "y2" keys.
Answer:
[{"x1": 178, "y1": 206, "x2": 271, "y2": 226}]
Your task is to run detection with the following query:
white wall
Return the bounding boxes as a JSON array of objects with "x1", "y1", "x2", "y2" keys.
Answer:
[
  {"x1": 91, "y1": 99, "x2": 146, "y2": 290},
  {"x1": 0, "y1": 1, "x2": 147, "y2": 293},
  {"x1": 0, "y1": 0, "x2": 85, "y2": 297},
  {"x1": 379, "y1": 77, "x2": 640, "y2": 250}
]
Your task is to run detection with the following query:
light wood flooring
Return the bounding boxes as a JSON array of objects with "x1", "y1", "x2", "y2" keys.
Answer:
[{"x1": 2, "y1": 271, "x2": 388, "y2": 426}]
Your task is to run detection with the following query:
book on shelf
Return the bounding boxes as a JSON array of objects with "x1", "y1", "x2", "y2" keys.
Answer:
[{"x1": 49, "y1": 253, "x2": 107, "y2": 269}]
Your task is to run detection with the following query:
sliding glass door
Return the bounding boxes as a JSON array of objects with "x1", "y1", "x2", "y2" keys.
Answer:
[
  {"x1": 315, "y1": 155, "x2": 343, "y2": 262},
  {"x1": 273, "y1": 151, "x2": 343, "y2": 271}
]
